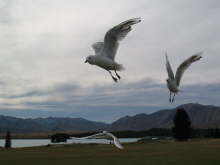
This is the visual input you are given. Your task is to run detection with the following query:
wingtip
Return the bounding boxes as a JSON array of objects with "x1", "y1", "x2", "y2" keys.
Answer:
[
  {"x1": 131, "y1": 17, "x2": 141, "y2": 23},
  {"x1": 119, "y1": 146, "x2": 124, "y2": 150},
  {"x1": 116, "y1": 143, "x2": 124, "y2": 150},
  {"x1": 192, "y1": 51, "x2": 203, "y2": 61},
  {"x1": 136, "y1": 17, "x2": 141, "y2": 22},
  {"x1": 197, "y1": 55, "x2": 202, "y2": 60},
  {"x1": 191, "y1": 55, "x2": 202, "y2": 62}
]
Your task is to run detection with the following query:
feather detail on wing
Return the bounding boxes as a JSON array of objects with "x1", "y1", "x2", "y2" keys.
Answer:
[
  {"x1": 175, "y1": 52, "x2": 203, "y2": 86},
  {"x1": 92, "y1": 42, "x2": 104, "y2": 55},
  {"x1": 103, "y1": 18, "x2": 141, "y2": 60},
  {"x1": 165, "y1": 53, "x2": 175, "y2": 80}
]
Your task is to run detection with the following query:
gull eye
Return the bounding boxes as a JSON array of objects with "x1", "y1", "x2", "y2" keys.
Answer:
[{"x1": 89, "y1": 57, "x2": 92, "y2": 60}]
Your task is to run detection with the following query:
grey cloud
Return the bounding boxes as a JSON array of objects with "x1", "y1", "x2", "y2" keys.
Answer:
[
  {"x1": 0, "y1": 0, "x2": 219, "y2": 121},
  {"x1": 1, "y1": 78, "x2": 220, "y2": 122},
  {"x1": 0, "y1": 0, "x2": 12, "y2": 24}
]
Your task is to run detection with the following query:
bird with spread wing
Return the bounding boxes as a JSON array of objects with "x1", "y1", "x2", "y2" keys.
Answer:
[
  {"x1": 165, "y1": 52, "x2": 203, "y2": 102},
  {"x1": 85, "y1": 18, "x2": 141, "y2": 82},
  {"x1": 71, "y1": 131, "x2": 123, "y2": 149}
]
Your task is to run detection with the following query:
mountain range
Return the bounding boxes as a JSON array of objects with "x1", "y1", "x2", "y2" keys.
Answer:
[{"x1": 0, "y1": 103, "x2": 220, "y2": 133}]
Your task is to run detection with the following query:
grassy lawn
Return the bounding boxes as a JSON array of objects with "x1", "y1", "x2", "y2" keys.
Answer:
[{"x1": 0, "y1": 139, "x2": 220, "y2": 165}]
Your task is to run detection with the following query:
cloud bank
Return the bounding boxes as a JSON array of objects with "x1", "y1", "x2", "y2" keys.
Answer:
[{"x1": 0, "y1": 0, "x2": 219, "y2": 121}]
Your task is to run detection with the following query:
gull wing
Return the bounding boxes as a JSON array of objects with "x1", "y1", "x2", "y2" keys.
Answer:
[
  {"x1": 83, "y1": 132, "x2": 108, "y2": 139},
  {"x1": 175, "y1": 52, "x2": 203, "y2": 86},
  {"x1": 165, "y1": 53, "x2": 175, "y2": 80},
  {"x1": 71, "y1": 132, "x2": 107, "y2": 140},
  {"x1": 105, "y1": 132, "x2": 124, "y2": 149},
  {"x1": 102, "y1": 18, "x2": 141, "y2": 60},
  {"x1": 92, "y1": 42, "x2": 104, "y2": 55},
  {"x1": 71, "y1": 131, "x2": 124, "y2": 149}
]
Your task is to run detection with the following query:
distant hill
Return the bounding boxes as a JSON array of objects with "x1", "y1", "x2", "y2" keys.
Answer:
[
  {"x1": 109, "y1": 103, "x2": 220, "y2": 131},
  {"x1": 0, "y1": 116, "x2": 108, "y2": 133},
  {"x1": 0, "y1": 103, "x2": 220, "y2": 133}
]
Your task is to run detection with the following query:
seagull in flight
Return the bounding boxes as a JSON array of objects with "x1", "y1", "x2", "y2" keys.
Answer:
[
  {"x1": 165, "y1": 52, "x2": 203, "y2": 102},
  {"x1": 85, "y1": 18, "x2": 141, "y2": 82},
  {"x1": 71, "y1": 131, "x2": 124, "y2": 149}
]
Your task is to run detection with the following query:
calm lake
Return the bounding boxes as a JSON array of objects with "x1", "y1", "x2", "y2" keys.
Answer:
[{"x1": 0, "y1": 138, "x2": 140, "y2": 148}]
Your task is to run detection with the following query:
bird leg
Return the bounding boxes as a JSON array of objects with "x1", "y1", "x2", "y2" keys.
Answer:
[
  {"x1": 114, "y1": 70, "x2": 121, "y2": 79},
  {"x1": 172, "y1": 93, "x2": 176, "y2": 102},
  {"x1": 108, "y1": 71, "x2": 118, "y2": 82},
  {"x1": 169, "y1": 92, "x2": 172, "y2": 102}
]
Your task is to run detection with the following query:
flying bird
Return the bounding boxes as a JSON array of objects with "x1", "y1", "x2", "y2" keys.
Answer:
[
  {"x1": 71, "y1": 131, "x2": 124, "y2": 149},
  {"x1": 165, "y1": 52, "x2": 203, "y2": 102},
  {"x1": 85, "y1": 18, "x2": 141, "y2": 82}
]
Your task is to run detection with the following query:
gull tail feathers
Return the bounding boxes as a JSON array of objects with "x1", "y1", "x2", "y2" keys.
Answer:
[{"x1": 115, "y1": 63, "x2": 125, "y2": 71}]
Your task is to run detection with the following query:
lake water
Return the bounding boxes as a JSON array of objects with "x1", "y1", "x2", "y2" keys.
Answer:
[{"x1": 0, "y1": 138, "x2": 140, "y2": 148}]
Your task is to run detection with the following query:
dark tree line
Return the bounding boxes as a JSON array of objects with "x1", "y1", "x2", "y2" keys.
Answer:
[{"x1": 192, "y1": 127, "x2": 220, "y2": 138}]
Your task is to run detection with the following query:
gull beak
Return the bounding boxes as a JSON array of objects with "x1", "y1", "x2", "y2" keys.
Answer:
[{"x1": 85, "y1": 60, "x2": 88, "y2": 63}]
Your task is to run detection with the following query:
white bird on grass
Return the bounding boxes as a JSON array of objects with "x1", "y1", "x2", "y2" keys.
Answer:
[
  {"x1": 85, "y1": 18, "x2": 141, "y2": 82},
  {"x1": 71, "y1": 131, "x2": 123, "y2": 149},
  {"x1": 165, "y1": 52, "x2": 203, "y2": 102}
]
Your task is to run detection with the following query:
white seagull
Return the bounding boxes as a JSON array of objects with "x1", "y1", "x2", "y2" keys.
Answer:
[
  {"x1": 85, "y1": 18, "x2": 141, "y2": 82},
  {"x1": 71, "y1": 131, "x2": 124, "y2": 149},
  {"x1": 165, "y1": 52, "x2": 203, "y2": 102}
]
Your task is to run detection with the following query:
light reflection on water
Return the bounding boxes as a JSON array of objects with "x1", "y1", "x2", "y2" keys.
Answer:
[{"x1": 0, "y1": 138, "x2": 140, "y2": 148}]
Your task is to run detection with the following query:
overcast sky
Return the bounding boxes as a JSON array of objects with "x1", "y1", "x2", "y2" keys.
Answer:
[{"x1": 0, "y1": 0, "x2": 219, "y2": 122}]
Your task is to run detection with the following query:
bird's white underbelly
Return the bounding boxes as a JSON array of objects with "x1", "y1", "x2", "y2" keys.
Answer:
[
  {"x1": 94, "y1": 56, "x2": 116, "y2": 70},
  {"x1": 167, "y1": 82, "x2": 179, "y2": 93}
]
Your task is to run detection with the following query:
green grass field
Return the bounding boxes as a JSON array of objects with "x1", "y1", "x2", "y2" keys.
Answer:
[{"x1": 0, "y1": 139, "x2": 220, "y2": 165}]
